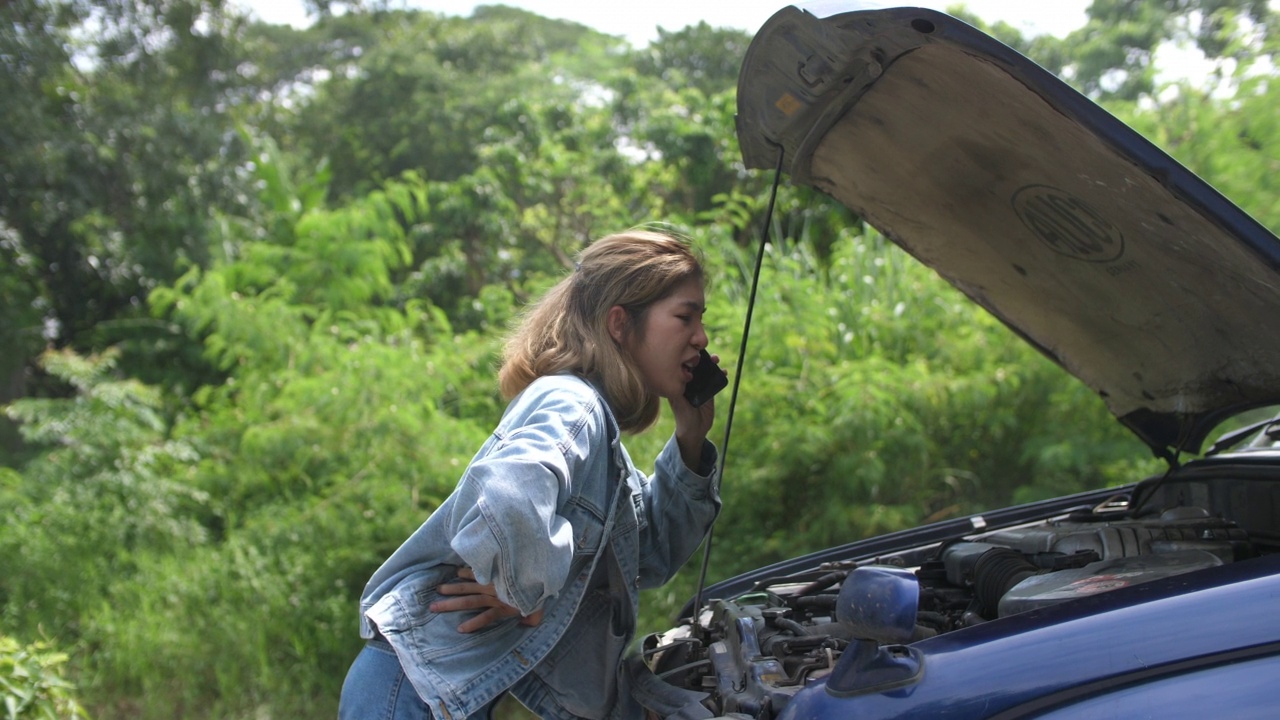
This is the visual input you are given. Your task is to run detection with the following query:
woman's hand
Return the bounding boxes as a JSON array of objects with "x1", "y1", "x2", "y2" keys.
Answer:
[
  {"x1": 430, "y1": 567, "x2": 544, "y2": 633},
  {"x1": 670, "y1": 353, "x2": 721, "y2": 471}
]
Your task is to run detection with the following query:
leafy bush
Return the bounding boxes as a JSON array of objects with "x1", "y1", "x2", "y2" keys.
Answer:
[{"x1": 0, "y1": 635, "x2": 89, "y2": 720}]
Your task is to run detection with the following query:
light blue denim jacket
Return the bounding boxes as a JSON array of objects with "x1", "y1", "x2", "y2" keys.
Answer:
[{"x1": 358, "y1": 373, "x2": 721, "y2": 720}]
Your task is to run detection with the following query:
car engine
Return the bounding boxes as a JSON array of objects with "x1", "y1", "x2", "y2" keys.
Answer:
[{"x1": 641, "y1": 500, "x2": 1259, "y2": 719}]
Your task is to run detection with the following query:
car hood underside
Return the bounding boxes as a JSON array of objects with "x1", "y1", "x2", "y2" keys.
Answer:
[{"x1": 735, "y1": 5, "x2": 1280, "y2": 456}]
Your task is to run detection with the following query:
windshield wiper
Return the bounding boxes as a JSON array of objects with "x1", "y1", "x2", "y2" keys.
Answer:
[{"x1": 1203, "y1": 413, "x2": 1280, "y2": 456}]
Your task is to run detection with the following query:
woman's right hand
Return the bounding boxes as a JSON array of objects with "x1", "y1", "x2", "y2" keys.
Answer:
[
  {"x1": 430, "y1": 567, "x2": 545, "y2": 633},
  {"x1": 670, "y1": 353, "x2": 720, "y2": 470}
]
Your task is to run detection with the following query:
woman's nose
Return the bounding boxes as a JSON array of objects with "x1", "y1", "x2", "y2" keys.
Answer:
[{"x1": 692, "y1": 323, "x2": 708, "y2": 350}]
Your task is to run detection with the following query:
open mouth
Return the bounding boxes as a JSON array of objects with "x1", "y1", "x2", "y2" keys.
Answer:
[{"x1": 681, "y1": 357, "x2": 699, "y2": 381}]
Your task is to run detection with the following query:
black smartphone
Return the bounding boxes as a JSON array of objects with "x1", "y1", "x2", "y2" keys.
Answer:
[{"x1": 683, "y1": 349, "x2": 728, "y2": 407}]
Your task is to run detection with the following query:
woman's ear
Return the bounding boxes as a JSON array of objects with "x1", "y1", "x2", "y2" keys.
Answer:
[{"x1": 606, "y1": 305, "x2": 629, "y2": 346}]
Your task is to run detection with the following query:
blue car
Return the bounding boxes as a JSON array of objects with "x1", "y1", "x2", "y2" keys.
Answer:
[{"x1": 640, "y1": 5, "x2": 1280, "y2": 718}]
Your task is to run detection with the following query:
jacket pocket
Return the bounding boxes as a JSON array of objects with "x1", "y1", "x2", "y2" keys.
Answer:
[{"x1": 561, "y1": 495, "x2": 606, "y2": 559}]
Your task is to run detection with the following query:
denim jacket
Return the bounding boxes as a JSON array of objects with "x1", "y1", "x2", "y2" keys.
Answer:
[{"x1": 358, "y1": 373, "x2": 721, "y2": 720}]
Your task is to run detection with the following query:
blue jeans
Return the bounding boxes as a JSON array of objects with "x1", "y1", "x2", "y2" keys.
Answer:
[{"x1": 339, "y1": 641, "x2": 433, "y2": 720}]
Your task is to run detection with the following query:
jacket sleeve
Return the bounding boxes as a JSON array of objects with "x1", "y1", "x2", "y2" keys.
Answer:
[
  {"x1": 632, "y1": 436, "x2": 722, "y2": 589},
  {"x1": 445, "y1": 389, "x2": 599, "y2": 617}
]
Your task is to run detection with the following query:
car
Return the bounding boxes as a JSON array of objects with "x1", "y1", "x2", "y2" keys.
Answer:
[{"x1": 636, "y1": 4, "x2": 1280, "y2": 719}]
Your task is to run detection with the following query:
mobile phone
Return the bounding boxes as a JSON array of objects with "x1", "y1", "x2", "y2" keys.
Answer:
[{"x1": 684, "y1": 349, "x2": 728, "y2": 407}]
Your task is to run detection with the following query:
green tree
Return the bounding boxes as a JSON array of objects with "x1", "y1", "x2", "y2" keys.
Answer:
[
  {"x1": 0, "y1": 0, "x2": 253, "y2": 353},
  {"x1": 409, "y1": 93, "x2": 677, "y2": 329},
  {"x1": 288, "y1": 7, "x2": 622, "y2": 201},
  {"x1": 1035, "y1": 0, "x2": 1275, "y2": 100},
  {"x1": 634, "y1": 22, "x2": 752, "y2": 97}
]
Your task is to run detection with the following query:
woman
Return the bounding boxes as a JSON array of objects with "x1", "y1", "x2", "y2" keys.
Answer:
[{"x1": 339, "y1": 230, "x2": 723, "y2": 720}]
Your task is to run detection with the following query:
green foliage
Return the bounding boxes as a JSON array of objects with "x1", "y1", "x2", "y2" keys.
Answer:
[
  {"x1": 410, "y1": 94, "x2": 666, "y2": 329},
  {"x1": 78, "y1": 168, "x2": 500, "y2": 717},
  {"x1": 289, "y1": 7, "x2": 623, "y2": 200},
  {"x1": 1033, "y1": 0, "x2": 1276, "y2": 101},
  {"x1": 3, "y1": 166, "x2": 507, "y2": 716},
  {"x1": 0, "y1": 0, "x2": 253, "y2": 360},
  {"x1": 0, "y1": 635, "x2": 89, "y2": 720},
  {"x1": 1, "y1": 349, "x2": 209, "y2": 640},
  {"x1": 635, "y1": 22, "x2": 753, "y2": 97}
]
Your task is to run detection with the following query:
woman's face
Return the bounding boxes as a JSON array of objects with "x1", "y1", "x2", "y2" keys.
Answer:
[{"x1": 615, "y1": 278, "x2": 709, "y2": 400}]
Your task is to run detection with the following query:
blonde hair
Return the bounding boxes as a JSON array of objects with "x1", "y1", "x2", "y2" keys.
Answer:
[{"x1": 498, "y1": 230, "x2": 704, "y2": 433}]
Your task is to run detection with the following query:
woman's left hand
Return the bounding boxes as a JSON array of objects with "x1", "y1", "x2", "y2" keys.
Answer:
[
  {"x1": 670, "y1": 354, "x2": 720, "y2": 470},
  {"x1": 430, "y1": 567, "x2": 544, "y2": 633}
]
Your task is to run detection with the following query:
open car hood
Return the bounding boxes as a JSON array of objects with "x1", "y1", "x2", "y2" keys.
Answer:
[{"x1": 736, "y1": 5, "x2": 1280, "y2": 458}]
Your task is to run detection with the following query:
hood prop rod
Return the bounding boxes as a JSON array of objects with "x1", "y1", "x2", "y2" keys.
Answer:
[{"x1": 691, "y1": 145, "x2": 786, "y2": 617}]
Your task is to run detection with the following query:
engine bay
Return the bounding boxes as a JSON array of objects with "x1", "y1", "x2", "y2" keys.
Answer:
[{"x1": 641, "y1": 474, "x2": 1275, "y2": 719}]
